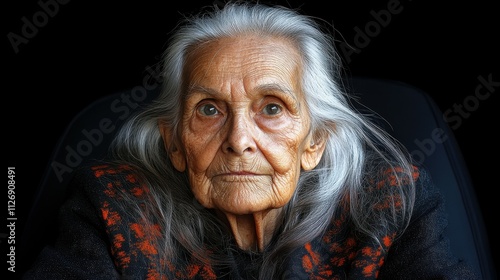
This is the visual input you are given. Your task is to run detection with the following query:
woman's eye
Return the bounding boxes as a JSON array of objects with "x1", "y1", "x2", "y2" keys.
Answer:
[
  {"x1": 198, "y1": 104, "x2": 219, "y2": 116},
  {"x1": 262, "y1": 103, "x2": 282, "y2": 115}
]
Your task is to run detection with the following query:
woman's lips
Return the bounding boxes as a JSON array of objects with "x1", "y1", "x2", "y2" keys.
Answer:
[
  {"x1": 214, "y1": 169, "x2": 258, "y2": 176},
  {"x1": 213, "y1": 171, "x2": 266, "y2": 182},
  {"x1": 225, "y1": 171, "x2": 256, "y2": 175}
]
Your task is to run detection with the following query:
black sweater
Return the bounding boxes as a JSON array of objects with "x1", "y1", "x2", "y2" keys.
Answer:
[{"x1": 23, "y1": 163, "x2": 478, "y2": 279}]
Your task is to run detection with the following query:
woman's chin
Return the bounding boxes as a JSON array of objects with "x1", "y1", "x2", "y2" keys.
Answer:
[
  {"x1": 210, "y1": 195, "x2": 289, "y2": 216},
  {"x1": 214, "y1": 200, "x2": 270, "y2": 215}
]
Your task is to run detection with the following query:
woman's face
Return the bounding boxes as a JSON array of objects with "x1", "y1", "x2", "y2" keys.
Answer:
[{"x1": 162, "y1": 35, "x2": 325, "y2": 215}]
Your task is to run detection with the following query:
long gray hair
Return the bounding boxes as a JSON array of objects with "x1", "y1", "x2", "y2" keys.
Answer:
[{"x1": 110, "y1": 1, "x2": 416, "y2": 278}]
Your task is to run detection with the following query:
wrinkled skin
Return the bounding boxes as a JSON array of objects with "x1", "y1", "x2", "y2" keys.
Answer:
[{"x1": 160, "y1": 35, "x2": 326, "y2": 251}]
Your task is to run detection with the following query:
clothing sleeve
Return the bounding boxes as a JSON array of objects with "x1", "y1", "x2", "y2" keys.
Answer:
[
  {"x1": 22, "y1": 168, "x2": 121, "y2": 280},
  {"x1": 378, "y1": 168, "x2": 480, "y2": 279}
]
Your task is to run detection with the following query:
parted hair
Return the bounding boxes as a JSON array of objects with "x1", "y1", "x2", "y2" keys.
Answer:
[{"x1": 109, "y1": 1, "x2": 416, "y2": 278}]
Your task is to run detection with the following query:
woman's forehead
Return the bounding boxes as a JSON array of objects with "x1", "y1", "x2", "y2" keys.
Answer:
[
  {"x1": 182, "y1": 35, "x2": 303, "y2": 95},
  {"x1": 185, "y1": 35, "x2": 301, "y2": 68}
]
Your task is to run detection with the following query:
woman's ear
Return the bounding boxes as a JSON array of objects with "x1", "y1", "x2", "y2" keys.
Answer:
[
  {"x1": 158, "y1": 120, "x2": 186, "y2": 172},
  {"x1": 301, "y1": 134, "x2": 327, "y2": 171}
]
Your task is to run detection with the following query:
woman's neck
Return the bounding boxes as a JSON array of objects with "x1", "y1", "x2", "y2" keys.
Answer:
[{"x1": 216, "y1": 209, "x2": 281, "y2": 251}]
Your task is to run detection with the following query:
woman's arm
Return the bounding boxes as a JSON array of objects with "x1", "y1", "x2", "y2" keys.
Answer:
[
  {"x1": 22, "y1": 166, "x2": 122, "y2": 280},
  {"x1": 378, "y1": 168, "x2": 479, "y2": 279}
]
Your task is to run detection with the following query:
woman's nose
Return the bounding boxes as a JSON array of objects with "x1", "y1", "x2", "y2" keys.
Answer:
[{"x1": 222, "y1": 114, "x2": 257, "y2": 155}]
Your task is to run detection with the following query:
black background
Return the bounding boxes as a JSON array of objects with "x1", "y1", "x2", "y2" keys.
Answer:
[{"x1": 4, "y1": 0, "x2": 498, "y2": 277}]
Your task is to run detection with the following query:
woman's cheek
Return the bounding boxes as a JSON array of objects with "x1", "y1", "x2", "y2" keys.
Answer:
[
  {"x1": 255, "y1": 114, "x2": 290, "y2": 132},
  {"x1": 184, "y1": 140, "x2": 218, "y2": 174},
  {"x1": 188, "y1": 113, "x2": 223, "y2": 135},
  {"x1": 183, "y1": 115, "x2": 225, "y2": 166},
  {"x1": 270, "y1": 174, "x2": 298, "y2": 207},
  {"x1": 258, "y1": 131, "x2": 304, "y2": 173}
]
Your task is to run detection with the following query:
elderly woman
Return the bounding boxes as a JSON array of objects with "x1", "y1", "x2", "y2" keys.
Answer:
[{"x1": 24, "y1": 1, "x2": 477, "y2": 279}]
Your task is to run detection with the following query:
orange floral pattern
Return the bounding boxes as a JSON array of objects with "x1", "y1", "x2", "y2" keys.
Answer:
[{"x1": 90, "y1": 164, "x2": 420, "y2": 279}]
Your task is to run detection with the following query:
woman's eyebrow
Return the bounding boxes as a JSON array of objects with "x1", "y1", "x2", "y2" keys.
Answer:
[
  {"x1": 185, "y1": 83, "x2": 298, "y2": 102},
  {"x1": 255, "y1": 83, "x2": 298, "y2": 102},
  {"x1": 185, "y1": 85, "x2": 219, "y2": 99}
]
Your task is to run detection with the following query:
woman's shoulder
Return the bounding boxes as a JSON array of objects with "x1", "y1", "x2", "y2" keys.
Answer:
[
  {"x1": 68, "y1": 160, "x2": 148, "y2": 200},
  {"x1": 367, "y1": 164, "x2": 436, "y2": 195},
  {"x1": 80, "y1": 161, "x2": 140, "y2": 182},
  {"x1": 367, "y1": 163, "x2": 445, "y2": 222}
]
